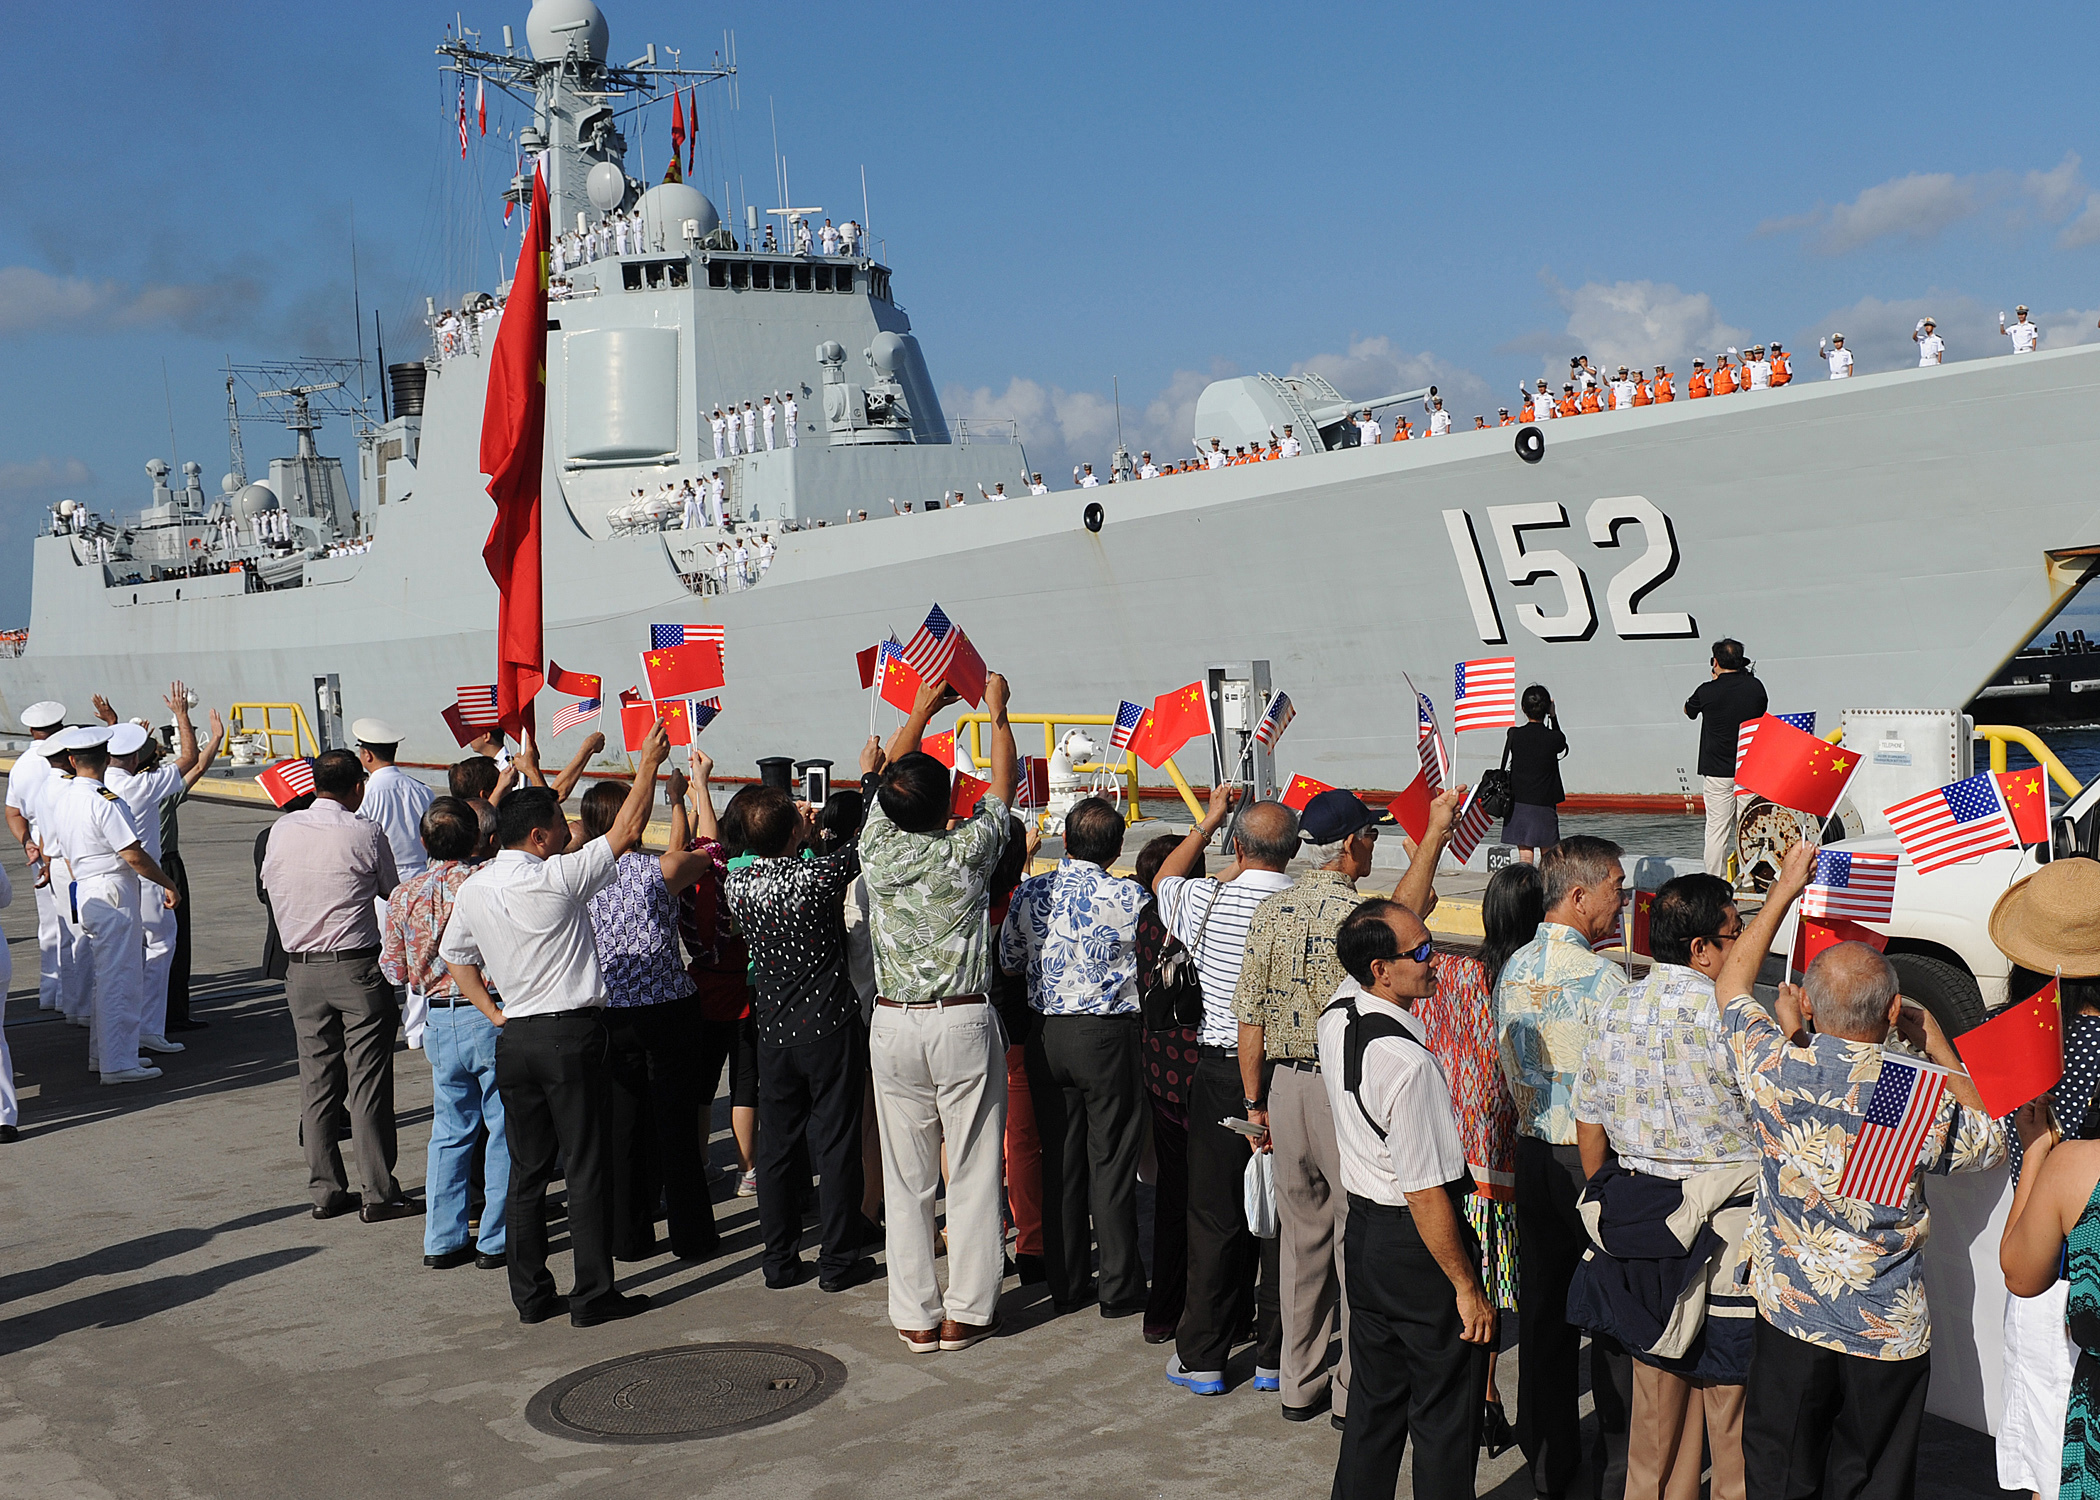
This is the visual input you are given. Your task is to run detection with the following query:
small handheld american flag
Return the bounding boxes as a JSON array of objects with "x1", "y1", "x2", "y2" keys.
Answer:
[
  {"x1": 549, "y1": 697, "x2": 601, "y2": 736},
  {"x1": 1800, "y1": 849, "x2": 1897, "y2": 923},
  {"x1": 257, "y1": 758, "x2": 316, "y2": 808},
  {"x1": 1445, "y1": 784, "x2": 1498, "y2": 865},
  {"x1": 690, "y1": 696, "x2": 722, "y2": 732},
  {"x1": 454, "y1": 684, "x2": 500, "y2": 728},
  {"x1": 902, "y1": 603, "x2": 960, "y2": 682},
  {"x1": 1835, "y1": 1055, "x2": 1949, "y2": 1207},
  {"x1": 652, "y1": 623, "x2": 726, "y2": 675},
  {"x1": 1415, "y1": 687, "x2": 1450, "y2": 792},
  {"x1": 1110, "y1": 699, "x2": 1144, "y2": 752},
  {"x1": 1452, "y1": 657, "x2": 1517, "y2": 731},
  {"x1": 1737, "y1": 711, "x2": 1816, "y2": 800},
  {"x1": 1886, "y1": 772, "x2": 2020, "y2": 874},
  {"x1": 1254, "y1": 691, "x2": 1295, "y2": 747}
]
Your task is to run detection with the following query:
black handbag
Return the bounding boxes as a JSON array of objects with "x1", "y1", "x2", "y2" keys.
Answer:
[
  {"x1": 1474, "y1": 729, "x2": 1516, "y2": 821},
  {"x1": 1139, "y1": 900, "x2": 1206, "y2": 1032}
]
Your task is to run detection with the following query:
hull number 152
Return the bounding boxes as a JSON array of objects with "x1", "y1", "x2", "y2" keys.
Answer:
[{"x1": 1440, "y1": 497, "x2": 1695, "y2": 645}]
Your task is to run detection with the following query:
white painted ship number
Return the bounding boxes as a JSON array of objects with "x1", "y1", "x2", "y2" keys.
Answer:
[{"x1": 1441, "y1": 497, "x2": 1694, "y2": 645}]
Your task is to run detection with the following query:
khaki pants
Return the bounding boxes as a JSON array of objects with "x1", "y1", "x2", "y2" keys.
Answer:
[
  {"x1": 1269, "y1": 1063, "x2": 1350, "y2": 1416},
  {"x1": 1628, "y1": 1362, "x2": 1745, "y2": 1500},
  {"x1": 1702, "y1": 777, "x2": 1737, "y2": 879}
]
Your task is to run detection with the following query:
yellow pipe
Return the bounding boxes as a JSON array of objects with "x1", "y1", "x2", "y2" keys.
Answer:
[
  {"x1": 951, "y1": 710, "x2": 1161, "y2": 825},
  {"x1": 1159, "y1": 757, "x2": 1205, "y2": 822},
  {"x1": 1976, "y1": 724, "x2": 2083, "y2": 799},
  {"x1": 227, "y1": 702, "x2": 320, "y2": 761}
]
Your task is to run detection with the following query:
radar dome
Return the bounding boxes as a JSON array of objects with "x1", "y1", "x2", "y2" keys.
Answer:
[
  {"x1": 234, "y1": 482, "x2": 280, "y2": 521},
  {"x1": 867, "y1": 331, "x2": 907, "y2": 378},
  {"x1": 636, "y1": 183, "x2": 719, "y2": 246},
  {"x1": 586, "y1": 161, "x2": 629, "y2": 213},
  {"x1": 526, "y1": 0, "x2": 607, "y2": 63},
  {"x1": 57, "y1": 499, "x2": 77, "y2": 516},
  {"x1": 221, "y1": 473, "x2": 241, "y2": 495}
]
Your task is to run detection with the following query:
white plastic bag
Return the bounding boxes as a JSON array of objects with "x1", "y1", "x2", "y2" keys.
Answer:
[{"x1": 1244, "y1": 1152, "x2": 1279, "y2": 1239}]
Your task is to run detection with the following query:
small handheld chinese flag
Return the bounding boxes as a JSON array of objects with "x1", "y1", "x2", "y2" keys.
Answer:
[
  {"x1": 1797, "y1": 914, "x2": 1888, "y2": 971},
  {"x1": 1734, "y1": 715, "x2": 1857, "y2": 818},
  {"x1": 619, "y1": 689, "x2": 655, "y2": 751},
  {"x1": 1955, "y1": 979, "x2": 2065, "y2": 1117},
  {"x1": 950, "y1": 771, "x2": 990, "y2": 819},
  {"x1": 547, "y1": 661, "x2": 601, "y2": 699},
  {"x1": 856, "y1": 644, "x2": 882, "y2": 690},
  {"x1": 1996, "y1": 769, "x2": 2051, "y2": 846},
  {"x1": 879, "y1": 645, "x2": 923, "y2": 713},
  {"x1": 641, "y1": 640, "x2": 725, "y2": 700},
  {"x1": 1630, "y1": 890, "x2": 1656, "y2": 957},
  {"x1": 655, "y1": 699, "x2": 693, "y2": 747},
  {"x1": 1282, "y1": 774, "x2": 1335, "y2": 812},
  {"x1": 922, "y1": 729, "x2": 956, "y2": 768},
  {"x1": 1384, "y1": 740, "x2": 1433, "y2": 843}
]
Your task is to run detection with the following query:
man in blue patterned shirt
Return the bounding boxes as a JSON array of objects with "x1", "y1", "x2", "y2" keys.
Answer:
[{"x1": 999, "y1": 797, "x2": 1150, "y2": 1316}]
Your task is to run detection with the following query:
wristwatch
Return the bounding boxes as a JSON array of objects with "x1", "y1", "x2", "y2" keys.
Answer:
[{"x1": 1243, "y1": 1096, "x2": 1265, "y2": 1112}]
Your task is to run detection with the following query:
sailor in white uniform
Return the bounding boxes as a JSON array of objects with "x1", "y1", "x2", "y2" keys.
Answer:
[
  {"x1": 5, "y1": 701, "x2": 73, "y2": 1014},
  {"x1": 1138, "y1": 452, "x2": 1159, "y2": 478},
  {"x1": 742, "y1": 401, "x2": 757, "y2": 454},
  {"x1": 784, "y1": 392, "x2": 799, "y2": 448},
  {"x1": 1203, "y1": 439, "x2": 1227, "y2": 469},
  {"x1": 1819, "y1": 333, "x2": 1853, "y2": 379},
  {"x1": 1424, "y1": 400, "x2": 1451, "y2": 437},
  {"x1": 1914, "y1": 318, "x2": 1945, "y2": 366},
  {"x1": 758, "y1": 534, "x2": 777, "y2": 574},
  {"x1": 820, "y1": 218, "x2": 840, "y2": 256},
  {"x1": 2002, "y1": 306, "x2": 2040, "y2": 353},
  {"x1": 762, "y1": 394, "x2": 778, "y2": 452},
  {"x1": 1744, "y1": 345, "x2": 1773, "y2": 390},
  {"x1": 712, "y1": 543, "x2": 730, "y2": 593},
  {"x1": 711, "y1": 408, "x2": 728, "y2": 459},
  {"x1": 1281, "y1": 424, "x2": 1305, "y2": 455},
  {"x1": 682, "y1": 481, "x2": 706, "y2": 531},
  {"x1": 710, "y1": 470, "x2": 727, "y2": 527},
  {"x1": 353, "y1": 717, "x2": 436, "y2": 1046},
  {"x1": 733, "y1": 539, "x2": 751, "y2": 588},
  {"x1": 1028, "y1": 473, "x2": 1048, "y2": 495},
  {"x1": 1078, "y1": 464, "x2": 1100, "y2": 488},
  {"x1": 42, "y1": 726, "x2": 179, "y2": 1083},
  {"x1": 105, "y1": 723, "x2": 188, "y2": 1055}
]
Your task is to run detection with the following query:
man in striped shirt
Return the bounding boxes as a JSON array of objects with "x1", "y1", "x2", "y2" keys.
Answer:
[{"x1": 1151, "y1": 787, "x2": 1293, "y2": 1400}]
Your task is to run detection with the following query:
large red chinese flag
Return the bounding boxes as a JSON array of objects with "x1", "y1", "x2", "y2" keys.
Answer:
[
  {"x1": 1386, "y1": 773, "x2": 1433, "y2": 845},
  {"x1": 1281, "y1": 774, "x2": 1335, "y2": 812},
  {"x1": 1733, "y1": 715, "x2": 1857, "y2": 818},
  {"x1": 1955, "y1": 979, "x2": 2065, "y2": 1117},
  {"x1": 1127, "y1": 682, "x2": 1211, "y2": 769},
  {"x1": 479, "y1": 157, "x2": 550, "y2": 739},
  {"x1": 641, "y1": 641, "x2": 725, "y2": 700},
  {"x1": 1996, "y1": 769, "x2": 2051, "y2": 846}
]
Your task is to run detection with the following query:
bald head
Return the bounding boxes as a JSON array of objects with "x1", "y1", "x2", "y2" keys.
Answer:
[
  {"x1": 1234, "y1": 800, "x2": 1300, "y2": 870},
  {"x1": 1804, "y1": 941, "x2": 1901, "y2": 1040}
]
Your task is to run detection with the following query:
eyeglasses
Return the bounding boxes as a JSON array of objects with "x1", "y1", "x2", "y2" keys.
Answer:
[
  {"x1": 1703, "y1": 926, "x2": 1745, "y2": 945},
  {"x1": 1381, "y1": 939, "x2": 1434, "y2": 966}
]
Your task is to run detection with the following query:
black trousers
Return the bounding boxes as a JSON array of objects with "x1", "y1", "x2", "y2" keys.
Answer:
[
  {"x1": 164, "y1": 849, "x2": 193, "y2": 1025},
  {"x1": 1143, "y1": 1093, "x2": 1190, "y2": 1337},
  {"x1": 756, "y1": 1021, "x2": 866, "y2": 1280},
  {"x1": 1177, "y1": 1048, "x2": 1282, "y2": 1375},
  {"x1": 604, "y1": 996, "x2": 716, "y2": 1261},
  {"x1": 1743, "y1": 1314, "x2": 1929, "y2": 1500},
  {"x1": 1515, "y1": 1135, "x2": 1631, "y2": 1499},
  {"x1": 1026, "y1": 1012, "x2": 1148, "y2": 1311},
  {"x1": 1331, "y1": 1195, "x2": 1487, "y2": 1500},
  {"x1": 496, "y1": 1012, "x2": 617, "y2": 1315}
]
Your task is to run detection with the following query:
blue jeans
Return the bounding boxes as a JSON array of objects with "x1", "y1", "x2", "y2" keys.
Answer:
[{"x1": 423, "y1": 1002, "x2": 508, "y2": 1256}]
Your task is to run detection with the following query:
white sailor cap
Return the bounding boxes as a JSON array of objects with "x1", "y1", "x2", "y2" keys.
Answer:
[
  {"x1": 47, "y1": 724, "x2": 112, "y2": 752},
  {"x1": 21, "y1": 700, "x2": 65, "y2": 730},
  {"x1": 351, "y1": 717, "x2": 404, "y2": 745},
  {"x1": 107, "y1": 723, "x2": 151, "y2": 756}
]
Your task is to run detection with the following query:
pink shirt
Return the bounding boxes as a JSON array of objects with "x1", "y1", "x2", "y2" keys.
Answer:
[{"x1": 260, "y1": 799, "x2": 399, "y2": 953}]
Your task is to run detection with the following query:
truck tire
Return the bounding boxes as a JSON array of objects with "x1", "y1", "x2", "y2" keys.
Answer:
[{"x1": 1886, "y1": 952, "x2": 1985, "y2": 1037}]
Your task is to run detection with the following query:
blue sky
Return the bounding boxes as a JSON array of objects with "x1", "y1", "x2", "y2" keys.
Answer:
[{"x1": 6, "y1": 2, "x2": 2100, "y2": 626}]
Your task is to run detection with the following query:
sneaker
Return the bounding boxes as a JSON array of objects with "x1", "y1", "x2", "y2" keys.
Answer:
[
  {"x1": 101, "y1": 1066, "x2": 163, "y2": 1085},
  {"x1": 138, "y1": 1035, "x2": 186, "y2": 1055},
  {"x1": 897, "y1": 1326, "x2": 941, "y2": 1355},
  {"x1": 736, "y1": 1168, "x2": 758, "y2": 1197},
  {"x1": 1253, "y1": 1367, "x2": 1281, "y2": 1393},
  {"x1": 1165, "y1": 1354, "x2": 1225, "y2": 1396}
]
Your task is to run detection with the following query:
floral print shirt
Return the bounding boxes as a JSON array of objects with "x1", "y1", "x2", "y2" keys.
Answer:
[
  {"x1": 380, "y1": 858, "x2": 477, "y2": 999},
  {"x1": 860, "y1": 792, "x2": 1010, "y2": 1005},
  {"x1": 724, "y1": 846, "x2": 862, "y2": 1045},
  {"x1": 1233, "y1": 869, "x2": 1362, "y2": 1062},
  {"x1": 1722, "y1": 991, "x2": 2005, "y2": 1360},
  {"x1": 1573, "y1": 961, "x2": 1757, "y2": 1179},
  {"x1": 997, "y1": 858, "x2": 1148, "y2": 1016},
  {"x1": 1493, "y1": 922, "x2": 1625, "y2": 1146}
]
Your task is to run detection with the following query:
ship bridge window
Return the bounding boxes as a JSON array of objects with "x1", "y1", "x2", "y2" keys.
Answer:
[
  {"x1": 834, "y1": 267, "x2": 854, "y2": 294},
  {"x1": 870, "y1": 268, "x2": 891, "y2": 302},
  {"x1": 728, "y1": 261, "x2": 748, "y2": 289},
  {"x1": 708, "y1": 260, "x2": 729, "y2": 289},
  {"x1": 815, "y1": 265, "x2": 834, "y2": 291},
  {"x1": 751, "y1": 262, "x2": 772, "y2": 290},
  {"x1": 794, "y1": 264, "x2": 812, "y2": 291},
  {"x1": 623, "y1": 260, "x2": 691, "y2": 291}
]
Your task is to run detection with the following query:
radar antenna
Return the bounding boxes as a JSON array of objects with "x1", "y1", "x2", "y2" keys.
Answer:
[{"x1": 225, "y1": 361, "x2": 247, "y2": 489}]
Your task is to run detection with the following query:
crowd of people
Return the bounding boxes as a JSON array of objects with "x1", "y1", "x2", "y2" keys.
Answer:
[
  {"x1": 17, "y1": 635, "x2": 2100, "y2": 1498},
  {"x1": 710, "y1": 393, "x2": 802, "y2": 458}
]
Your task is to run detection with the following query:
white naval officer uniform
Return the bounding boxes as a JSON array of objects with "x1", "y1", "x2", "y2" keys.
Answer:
[
  {"x1": 1917, "y1": 330, "x2": 1946, "y2": 367},
  {"x1": 1822, "y1": 341, "x2": 1853, "y2": 378},
  {"x1": 742, "y1": 405, "x2": 757, "y2": 452},
  {"x1": 1425, "y1": 407, "x2": 1450, "y2": 438},
  {"x1": 44, "y1": 737, "x2": 155, "y2": 1078},
  {"x1": 2007, "y1": 317, "x2": 2040, "y2": 354},
  {"x1": 784, "y1": 395, "x2": 798, "y2": 447},
  {"x1": 6, "y1": 709, "x2": 72, "y2": 1014},
  {"x1": 762, "y1": 398, "x2": 777, "y2": 451},
  {"x1": 106, "y1": 727, "x2": 185, "y2": 1050},
  {"x1": 711, "y1": 411, "x2": 727, "y2": 459}
]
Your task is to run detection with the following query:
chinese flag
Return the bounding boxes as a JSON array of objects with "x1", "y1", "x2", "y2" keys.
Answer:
[
  {"x1": 655, "y1": 699, "x2": 693, "y2": 747},
  {"x1": 922, "y1": 729, "x2": 956, "y2": 768},
  {"x1": 880, "y1": 650, "x2": 923, "y2": 713},
  {"x1": 619, "y1": 689, "x2": 656, "y2": 751},
  {"x1": 1127, "y1": 681, "x2": 1211, "y2": 769},
  {"x1": 441, "y1": 702, "x2": 480, "y2": 748},
  {"x1": 642, "y1": 640, "x2": 725, "y2": 700},
  {"x1": 479, "y1": 157, "x2": 550, "y2": 739},
  {"x1": 1734, "y1": 715, "x2": 1857, "y2": 818},
  {"x1": 1997, "y1": 769, "x2": 2050, "y2": 845},
  {"x1": 1796, "y1": 914, "x2": 1888, "y2": 970},
  {"x1": 1630, "y1": 890, "x2": 1656, "y2": 957},
  {"x1": 547, "y1": 661, "x2": 601, "y2": 699},
  {"x1": 1386, "y1": 771, "x2": 1433, "y2": 844},
  {"x1": 1019, "y1": 755, "x2": 1051, "y2": 809},
  {"x1": 1282, "y1": 774, "x2": 1335, "y2": 812},
  {"x1": 856, "y1": 644, "x2": 882, "y2": 690},
  {"x1": 1955, "y1": 979, "x2": 2065, "y2": 1117},
  {"x1": 670, "y1": 87, "x2": 685, "y2": 164},
  {"x1": 945, "y1": 630, "x2": 988, "y2": 707},
  {"x1": 951, "y1": 770, "x2": 990, "y2": 819}
]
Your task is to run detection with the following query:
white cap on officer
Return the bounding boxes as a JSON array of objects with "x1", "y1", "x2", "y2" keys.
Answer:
[
  {"x1": 47, "y1": 724, "x2": 112, "y2": 752},
  {"x1": 351, "y1": 717, "x2": 404, "y2": 746},
  {"x1": 21, "y1": 701, "x2": 65, "y2": 730},
  {"x1": 107, "y1": 723, "x2": 150, "y2": 756}
]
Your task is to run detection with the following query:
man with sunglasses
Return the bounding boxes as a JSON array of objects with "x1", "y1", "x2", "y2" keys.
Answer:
[{"x1": 1572, "y1": 874, "x2": 1760, "y2": 1500}]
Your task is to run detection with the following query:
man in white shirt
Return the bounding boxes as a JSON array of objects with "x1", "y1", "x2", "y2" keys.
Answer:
[
  {"x1": 354, "y1": 719, "x2": 434, "y2": 881},
  {"x1": 1611, "y1": 369, "x2": 1637, "y2": 410},
  {"x1": 1424, "y1": 400, "x2": 1451, "y2": 437},
  {"x1": 710, "y1": 408, "x2": 727, "y2": 459},
  {"x1": 757, "y1": 534, "x2": 776, "y2": 573},
  {"x1": 762, "y1": 394, "x2": 778, "y2": 452},
  {"x1": 1078, "y1": 464, "x2": 1100, "y2": 488},
  {"x1": 1280, "y1": 424, "x2": 1305, "y2": 455},
  {"x1": 783, "y1": 392, "x2": 799, "y2": 447},
  {"x1": 1152, "y1": 788, "x2": 1288, "y2": 1398},
  {"x1": 1320, "y1": 897, "x2": 1492, "y2": 1500},
  {"x1": 1028, "y1": 473, "x2": 1048, "y2": 494},
  {"x1": 1744, "y1": 346, "x2": 1773, "y2": 390},
  {"x1": 441, "y1": 722, "x2": 669, "y2": 1328},
  {"x1": 819, "y1": 218, "x2": 839, "y2": 256},
  {"x1": 733, "y1": 539, "x2": 751, "y2": 587},
  {"x1": 742, "y1": 401, "x2": 758, "y2": 454},
  {"x1": 1820, "y1": 333, "x2": 1854, "y2": 379},
  {"x1": 2002, "y1": 305, "x2": 2040, "y2": 353},
  {"x1": 1914, "y1": 318, "x2": 1945, "y2": 366},
  {"x1": 681, "y1": 481, "x2": 705, "y2": 531},
  {"x1": 1138, "y1": 452, "x2": 1159, "y2": 479},
  {"x1": 5, "y1": 700, "x2": 74, "y2": 1015}
]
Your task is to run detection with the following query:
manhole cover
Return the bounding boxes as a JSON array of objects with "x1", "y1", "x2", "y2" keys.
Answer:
[{"x1": 525, "y1": 1342, "x2": 847, "y2": 1444}]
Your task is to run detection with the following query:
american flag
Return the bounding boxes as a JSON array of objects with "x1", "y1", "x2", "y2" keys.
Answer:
[
  {"x1": 1445, "y1": 784, "x2": 1498, "y2": 864},
  {"x1": 691, "y1": 696, "x2": 722, "y2": 732},
  {"x1": 1452, "y1": 657, "x2": 1517, "y2": 732},
  {"x1": 1835, "y1": 1056, "x2": 1949, "y2": 1207},
  {"x1": 257, "y1": 757, "x2": 315, "y2": 807},
  {"x1": 901, "y1": 603, "x2": 960, "y2": 683},
  {"x1": 1737, "y1": 711, "x2": 1817, "y2": 800},
  {"x1": 549, "y1": 697, "x2": 601, "y2": 737},
  {"x1": 1415, "y1": 687, "x2": 1450, "y2": 792},
  {"x1": 1886, "y1": 772, "x2": 2020, "y2": 874},
  {"x1": 653, "y1": 622, "x2": 726, "y2": 656},
  {"x1": 1110, "y1": 699, "x2": 1144, "y2": 752},
  {"x1": 1801, "y1": 848, "x2": 1898, "y2": 923},
  {"x1": 457, "y1": 84, "x2": 469, "y2": 158},
  {"x1": 1254, "y1": 692, "x2": 1295, "y2": 747},
  {"x1": 454, "y1": 683, "x2": 500, "y2": 728}
]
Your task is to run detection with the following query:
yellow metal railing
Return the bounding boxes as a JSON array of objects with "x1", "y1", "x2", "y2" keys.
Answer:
[
  {"x1": 950, "y1": 711, "x2": 1201, "y2": 824},
  {"x1": 1977, "y1": 724, "x2": 2083, "y2": 799},
  {"x1": 227, "y1": 702, "x2": 321, "y2": 762}
]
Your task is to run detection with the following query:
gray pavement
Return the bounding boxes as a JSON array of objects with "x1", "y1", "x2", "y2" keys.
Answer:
[{"x1": 0, "y1": 797, "x2": 2014, "y2": 1497}]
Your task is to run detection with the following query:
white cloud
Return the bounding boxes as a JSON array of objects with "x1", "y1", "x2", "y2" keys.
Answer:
[
  {"x1": 1555, "y1": 280, "x2": 1748, "y2": 373},
  {"x1": 0, "y1": 265, "x2": 257, "y2": 338},
  {"x1": 2025, "y1": 152, "x2": 2088, "y2": 222},
  {"x1": 2061, "y1": 199, "x2": 2100, "y2": 249},
  {"x1": 0, "y1": 456, "x2": 93, "y2": 493},
  {"x1": 1816, "y1": 172, "x2": 1980, "y2": 254},
  {"x1": 1297, "y1": 336, "x2": 1489, "y2": 413},
  {"x1": 1796, "y1": 293, "x2": 1988, "y2": 374}
]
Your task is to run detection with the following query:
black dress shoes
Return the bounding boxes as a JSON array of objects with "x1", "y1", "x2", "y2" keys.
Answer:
[
  {"x1": 818, "y1": 1259, "x2": 878, "y2": 1293},
  {"x1": 166, "y1": 1018, "x2": 211, "y2": 1033},
  {"x1": 313, "y1": 1192, "x2": 363, "y2": 1220},
  {"x1": 764, "y1": 1260, "x2": 812, "y2": 1290},
  {"x1": 0, "y1": 1125, "x2": 18, "y2": 1144},
  {"x1": 360, "y1": 1198, "x2": 419, "y2": 1224},
  {"x1": 474, "y1": 1252, "x2": 505, "y2": 1271},
  {"x1": 423, "y1": 1245, "x2": 477, "y2": 1269},
  {"x1": 570, "y1": 1292, "x2": 650, "y2": 1328},
  {"x1": 517, "y1": 1300, "x2": 564, "y2": 1325}
]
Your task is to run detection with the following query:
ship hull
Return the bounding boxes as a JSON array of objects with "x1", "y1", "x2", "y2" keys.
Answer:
[{"x1": 9, "y1": 345, "x2": 2100, "y2": 796}]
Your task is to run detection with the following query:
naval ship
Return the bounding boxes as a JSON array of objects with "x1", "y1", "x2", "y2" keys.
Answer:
[{"x1": 6, "y1": 0, "x2": 2100, "y2": 798}]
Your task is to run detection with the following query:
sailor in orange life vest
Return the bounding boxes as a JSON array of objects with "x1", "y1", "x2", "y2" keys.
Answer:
[
  {"x1": 1687, "y1": 359, "x2": 1710, "y2": 398},
  {"x1": 1713, "y1": 351, "x2": 1739, "y2": 395},
  {"x1": 1498, "y1": 408, "x2": 1514, "y2": 427},
  {"x1": 1652, "y1": 365, "x2": 1674, "y2": 402},
  {"x1": 1769, "y1": 343, "x2": 1792, "y2": 385}
]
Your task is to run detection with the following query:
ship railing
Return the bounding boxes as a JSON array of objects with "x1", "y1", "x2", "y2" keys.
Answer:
[
  {"x1": 947, "y1": 711, "x2": 1199, "y2": 826},
  {"x1": 1976, "y1": 724, "x2": 2083, "y2": 798},
  {"x1": 952, "y1": 418, "x2": 1018, "y2": 449},
  {"x1": 227, "y1": 702, "x2": 323, "y2": 763}
]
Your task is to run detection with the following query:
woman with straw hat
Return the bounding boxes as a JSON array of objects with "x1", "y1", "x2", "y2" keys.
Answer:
[{"x1": 1995, "y1": 857, "x2": 2100, "y2": 1500}]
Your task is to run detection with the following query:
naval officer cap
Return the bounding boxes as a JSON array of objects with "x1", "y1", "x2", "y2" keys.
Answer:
[
  {"x1": 106, "y1": 724, "x2": 151, "y2": 756},
  {"x1": 47, "y1": 724, "x2": 112, "y2": 752},
  {"x1": 21, "y1": 701, "x2": 65, "y2": 730},
  {"x1": 352, "y1": 717, "x2": 404, "y2": 746}
]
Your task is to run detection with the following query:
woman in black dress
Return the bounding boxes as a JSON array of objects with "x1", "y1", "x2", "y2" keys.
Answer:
[{"x1": 1501, "y1": 683, "x2": 1568, "y2": 862}]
